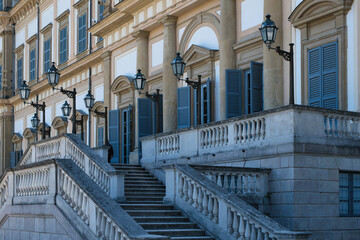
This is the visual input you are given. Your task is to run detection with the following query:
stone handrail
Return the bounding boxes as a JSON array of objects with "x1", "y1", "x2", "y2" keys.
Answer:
[
  {"x1": 141, "y1": 105, "x2": 360, "y2": 163},
  {"x1": 163, "y1": 164, "x2": 310, "y2": 240},
  {"x1": 18, "y1": 134, "x2": 124, "y2": 200},
  {"x1": 191, "y1": 165, "x2": 270, "y2": 203},
  {"x1": 1, "y1": 159, "x2": 168, "y2": 240}
]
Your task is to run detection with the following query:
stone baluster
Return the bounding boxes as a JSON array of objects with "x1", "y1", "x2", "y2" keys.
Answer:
[
  {"x1": 251, "y1": 224, "x2": 256, "y2": 240},
  {"x1": 257, "y1": 228, "x2": 264, "y2": 240},
  {"x1": 227, "y1": 208, "x2": 233, "y2": 234},
  {"x1": 217, "y1": 174, "x2": 222, "y2": 187},
  {"x1": 213, "y1": 198, "x2": 219, "y2": 223},
  {"x1": 198, "y1": 188, "x2": 203, "y2": 211},
  {"x1": 236, "y1": 174, "x2": 242, "y2": 194},
  {"x1": 232, "y1": 211, "x2": 239, "y2": 237},
  {"x1": 243, "y1": 175, "x2": 249, "y2": 193},
  {"x1": 251, "y1": 120, "x2": 256, "y2": 140},
  {"x1": 178, "y1": 174, "x2": 184, "y2": 197},
  {"x1": 264, "y1": 232, "x2": 269, "y2": 240},
  {"x1": 208, "y1": 195, "x2": 214, "y2": 219},
  {"x1": 245, "y1": 219, "x2": 251, "y2": 240},
  {"x1": 183, "y1": 179, "x2": 189, "y2": 201},
  {"x1": 192, "y1": 184, "x2": 198, "y2": 207},
  {"x1": 256, "y1": 119, "x2": 261, "y2": 140},
  {"x1": 202, "y1": 191, "x2": 208, "y2": 215},
  {"x1": 260, "y1": 119, "x2": 266, "y2": 139},
  {"x1": 230, "y1": 174, "x2": 236, "y2": 193},
  {"x1": 347, "y1": 118, "x2": 352, "y2": 136},
  {"x1": 239, "y1": 215, "x2": 245, "y2": 239},
  {"x1": 224, "y1": 174, "x2": 229, "y2": 191}
]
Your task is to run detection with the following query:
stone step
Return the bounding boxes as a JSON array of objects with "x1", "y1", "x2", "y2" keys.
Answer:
[
  {"x1": 126, "y1": 200, "x2": 164, "y2": 204},
  {"x1": 140, "y1": 222, "x2": 198, "y2": 230},
  {"x1": 125, "y1": 187, "x2": 166, "y2": 192},
  {"x1": 120, "y1": 204, "x2": 174, "y2": 210},
  {"x1": 171, "y1": 237, "x2": 215, "y2": 240},
  {"x1": 133, "y1": 216, "x2": 190, "y2": 223},
  {"x1": 125, "y1": 192, "x2": 165, "y2": 197},
  {"x1": 125, "y1": 173, "x2": 154, "y2": 177},
  {"x1": 126, "y1": 210, "x2": 183, "y2": 217},
  {"x1": 126, "y1": 196, "x2": 164, "y2": 202},
  {"x1": 125, "y1": 179, "x2": 160, "y2": 183},
  {"x1": 147, "y1": 229, "x2": 206, "y2": 237},
  {"x1": 125, "y1": 183, "x2": 164, "y2": 188}
]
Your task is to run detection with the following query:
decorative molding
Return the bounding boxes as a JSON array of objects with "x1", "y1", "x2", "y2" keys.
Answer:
[
  {"x1": 40, "y1": 23, "x2": 53, "y2": 34},
  {"x1": 289, "y1": 0, "x2": 354, "y2": 27},
  {"x1": 111, "y1": 75, "x2": 133, "y2": 94},
  {"x1": 178, "y1": 12, "x2": 220, "y2": 55},
  {"x1": 52, "y1": 116, "x2": 68, "y2": 129},
  {"x1": 55, "y1": 9, "x2": 70, "y2": 22}
]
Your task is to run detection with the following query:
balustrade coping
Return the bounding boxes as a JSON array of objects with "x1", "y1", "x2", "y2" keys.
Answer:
[
  {"x1": 18, "y1": 134, "x2": 117, "y2": 174},
  {"x1": 173, "y1": 164, "x2": 310, "y2": 238},
  {"x1": 190, "y1": 165, "x2": 272, "y2": 174},
  {"x1": 141, "y1": 104, "x2": 360, "y2": 141},
  {"x1": 8, "y1": 158, "x2": 167, "y2": 240}
]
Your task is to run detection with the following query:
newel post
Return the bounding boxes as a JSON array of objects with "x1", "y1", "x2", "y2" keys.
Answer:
[
  {"x1": 109, "y1": 170, "x2": 126, "y2": 202},
  {"x1": 48, "y1": 164, "x2": 57, "y2": 196},
  {"x1": 218, "y1": 198, "x2": 228, "y2": 231},
  {"x1": 163, "y1": 165, "x2": 176, "y2": 205},
  {"x1": 7, "y1": 171, "x2": 14, "y2": 205}
]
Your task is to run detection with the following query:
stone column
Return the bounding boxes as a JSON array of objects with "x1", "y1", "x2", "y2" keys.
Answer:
[
  {"x1": 131, "y1": 30, "x2": 149, "y2": 163},
  {"x1": 0, "y1": 104, "x2": 13, "y2": 174},
  {"x1": 263, "y1": 0, "x2": 284, "y2": 109},
  {"x1": 0, "y1": 27, "x2": 13, "y2": 99},
  {"x1": 160, "y1": 16, "x2": 178, "y2": 132},
  {"x1": 101, "y1": 51, "x2": 112, "y2": 108},
  {"x1": 219, "y1": 0, "x2": 237, "y2": 120}
]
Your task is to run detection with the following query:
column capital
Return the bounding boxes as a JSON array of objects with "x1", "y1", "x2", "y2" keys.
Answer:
[
  {"x1": 101, "y1": 51, "x2": 112, "y2": 60},
  {"x1": 132, "y1": 30, "x2": 149, "y2": 39},
  {"x1": 159, "y1": 15, "x2": 178, "y2": 25}
]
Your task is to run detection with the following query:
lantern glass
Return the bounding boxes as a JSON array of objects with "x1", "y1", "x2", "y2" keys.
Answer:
[
  {"x1": 259, "y1": 15, "x2": 278, "y2": 45},
  {"x1": 19, "y1": 81, "x2": 31, "y2": 100},
  {"x1": 61, "y1": 101, "x2": 72, "y2": 117},
  {"x1": 31, "y1": 113, "x2": 40, "y2": 128},
  {"x1": 134, "y1": 69, "x2": 146, "y2": 91},
  {"x1": 84, "y1": 91, "x2": 95, "y2": 109},
  {"x1": 47, "y1": 62, "x2": 61, "y2": 87},
  {"x1": 171, "y1": 52, "x2": 186, "y2": 78}
]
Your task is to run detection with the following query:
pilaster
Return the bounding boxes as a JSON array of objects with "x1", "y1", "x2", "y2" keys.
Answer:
[
  {"x1": 263, "y1": 0, "x2": 284, "y2": 109},
  {"x1": 219, "y1": 0, "x2": 237, "y2": 120},
  {"x1": 160, "y1": 15, "x2": 178, "y2": 132},
  {"x1": 0, "y1": 28, "x2": 13, "y2": 99}
]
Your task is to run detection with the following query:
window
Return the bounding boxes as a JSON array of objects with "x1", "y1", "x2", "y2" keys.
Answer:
[
  {"x1": 99, "y1": 3, "x2": 105, "y2": 20},
  {"x1": 59, "y1": 27, "x2": 68, "y2": 64},
  {"x1": 78, "y1": 13, "x2": 87, "y2": 53},
  {"x1": 308, "y1": 42, "x2": 338, "y2": 109},
  {"x1": 43, "y1": 38, "x2": 51, "y2": 73},
  {"x1": 29, "y1": 49, "x2": 36, "y2": 81},
  {"x1": 122, "y1": 107, "x2": 132, "y2": 164},
  {"x1": 340, "y1": 172, "x2": 360, "y2": 216},
  {"x1": 0, "y1": 65, "x2": 2, "y2": 91},
  {"x1": 0, "y1": 0, "x2": 3, "y2": 11},
  {"x1": 17, "y1": 58, "x2": 23, "y2": 88}
]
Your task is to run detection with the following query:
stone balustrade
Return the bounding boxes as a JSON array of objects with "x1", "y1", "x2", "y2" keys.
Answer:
[
  {"x1": 141, "y1": 105, "x2": 360, "y2": 163},
  {"x1": 164, "y1": 164, "x2": 310, "y2": 240},
  {"x1": 1, "y1": 159, "x2": 168, "y2": 240},
  {"x1": 192, "y1": 165, "x2": 270, "y2": 203},
  {"x1": 18, "y1": 134, "x2": 125, "y2": 201}
]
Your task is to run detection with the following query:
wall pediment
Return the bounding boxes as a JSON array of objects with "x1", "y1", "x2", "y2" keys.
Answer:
[
  {"x1": 11, "y1": 133, "x2": 23, "y2": 143},
  {"x1": 289, "y1": 0, "x2": 354, "y2": 27},
  {"x1": 23, "y1": 128, "x2": 36, "y2": 139},
  {"x1": 52, "y1": 116, "x2": 68, "y2": 129},
  {"x1": 111, "y1": 75, "x2": 133, "y2": 94},
  {"x1": 183, "y1": 45, "x2": 218, "y2": 66}
]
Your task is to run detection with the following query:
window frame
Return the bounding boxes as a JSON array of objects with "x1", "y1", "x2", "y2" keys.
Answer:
[
  {"x1": 340, "y1": 171, "x2": 360, "y2": 217},
  {"x1": 77, "y1": 12, "x2": 87, "y2": 54}
]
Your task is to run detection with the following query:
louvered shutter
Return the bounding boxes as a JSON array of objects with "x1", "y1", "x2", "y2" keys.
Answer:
[
  {"x1": 97, "y1": 127, "x2": 104, "y2": 147},
  {"x1": 177, "y1": 86, "x2": 191, "y2": 129},
  {"x1": 322, "y1": 42, "x2": 338, "y2": 109},
  {"x1": 308, "y1": 42, "x2": 338, "y2": 109},
  {"x1": 193, "y1": 89, "x2": 197, "y2": 125},
  {"x1": 226, "y1": 69, "x2": 243, "y2": 119},
  {"x1": 152, "y1": 95, "x2": 163, "y2": 133},
  {"x1": 109, "y1": 109, "x2": 120, "y2": 163},
  {"x1": 308, "y1": 47, "x2": 322, "y2": 107},
  {"x1": 10, "y1": 151, "x2": 16, "y2": 168},
  {"x1": 250, "y1": 62, "x2": 263, "y2": 113},
  {"x1": 138, "y1": 98, "x2": 152, "y2": 159}
]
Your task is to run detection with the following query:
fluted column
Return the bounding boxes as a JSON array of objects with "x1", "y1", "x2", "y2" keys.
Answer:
[
  {"x1": 219, "y1": 0, "x2": 237, "y2": 120},
  {"x1": 0, "y1": 27, "x2": 13, "y2": 99},
  {"x1": 0, "y1": 105, "x2": 13, "y2": 174},
  {"x1": 263, "y1": 0, "x2": 284, "y2": 109},
  {"x1": 160, "y1": 16, "x2": 178, "y2": 132},
  {"x1": 133, "y1": 30, "x2": 149, "y2": 149}
]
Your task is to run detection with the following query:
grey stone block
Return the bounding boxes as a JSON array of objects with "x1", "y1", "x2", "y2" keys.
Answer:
[
  {"x1": 260, "y1": 158, "x2": 280, "y2": 168},
  {"x1": 55, "y1": 221, "x2": 66, "y2": 234},
  {"x1": 341, "y1": 231, "x2": 360, "y2": 240},
  {"x1": 21, "y1": 231, "x2": 30, "y2": 240},
  {"x1": 308, "y1": 218, "x2": 331, "y2": 230},
  {"x1": 30, "y1": 232, "x2": 40, "y2": 240},
  {"x1": 293, "y1": 180, "x2": 319, "y2": 192},
  {"x1": 320, "y1": 192, "x2": 338, "y2": 204},
  {"x1": 293, "y1": 168, "x2": 317, "y2": 180},
  {"x1": 35, "y1": 217, "x2": 45, "y2": 233},
  {"x1": 12, "y1": 230, "x2": 20, "y2": 240},
  {"x1": 44, "y1": 218, "x2": 56, "y2": 234},
  {"x1": 293, "y1": 192, "x2": 321, "y2": 204},
  {"x1": 318, "y1": 180, "x2": 338, "y2": 193},
  {"x1": 330, "y1": 218, "x2": 358, "y2": 230},
  {"x1": 293, "y1": 156, "x2": 319, "y2": 168},
  {"x1": 39, "y1": 233, "x2": 51, "y2": 240},
  {"x1": 24, "y1": 217, "x2": 35, "y2": 232},
  {"x1": 17, "y1": 217, "x2": 25, "y2": 231}
]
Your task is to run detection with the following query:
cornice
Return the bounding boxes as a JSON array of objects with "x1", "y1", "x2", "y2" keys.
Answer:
[
  {"x1": 88, "y1": 9, "x2": 133, "y2": 37},
  {"x1": 116, "y1": 0, "x2": 153, "y2": 14},
  {"x1": 55, "y1": 9, "x2": 70, "y2": 22},
  {"x1": 10, "y1": 0, "x2": 38, "y2": 24}
]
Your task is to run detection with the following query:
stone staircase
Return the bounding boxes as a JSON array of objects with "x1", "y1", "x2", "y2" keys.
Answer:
[{"x1": 113, "y1": 164, "x2": 215, "y2": 240}]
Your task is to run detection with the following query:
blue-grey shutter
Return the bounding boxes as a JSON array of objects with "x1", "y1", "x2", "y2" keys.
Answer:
[
  {"x1": 201, "y1": 78, "x2": 211, "y2": 124},
  {"x1": 152, "y1": 95, "x2": 163, "y2": 133},
  {"x1": 308, "y1": 42, "x2": 338, "y2": 109},
  {"x1": 226, "y1": 69, "x2": 243, "y2": 119},
  {"x1": 109, "y1": 109, "x2": 120, "y2": 163},
  {"x1": 138, "y1": 98, "x2": 152, "y2": 137},
  {"x1": 177, "y1": 86, "x2": 191, "y2": 129},
  {"x1": 17, "y1": 58, "x2": 23, "y2": 89},
  {"x1": 193, "y1": 88, "x2": 197, "y2": 126},
  {"x1": 322, "y1": 42, "x2": 338, "y2": 109},
  {"x1": 97, "y1": 127, "x2": 104, "y2": 147},
  {"x1": 121, "y1": 107, "x2": 132, "y2": 164},
  {"x1": 308, "y1": 47, "x2": 321, "y2": 107},
  {"x1": 250, "y1": 61, "x2": 263, "y2": 113},
  {"x1": 0, "y1": 65, "x2": 2, "y2": 91},
  {"x1": 10, "y1": 151, "x2": 16, "y2": 168},
  {"x1": 60, "y1": 27, "x2": 68, "y2": 64}
]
